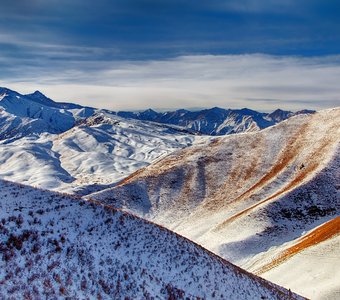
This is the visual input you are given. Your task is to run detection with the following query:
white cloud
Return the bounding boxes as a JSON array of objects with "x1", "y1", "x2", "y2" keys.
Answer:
[{"x1": 2, "y1": 54, "x2": 340, "y2": 111}]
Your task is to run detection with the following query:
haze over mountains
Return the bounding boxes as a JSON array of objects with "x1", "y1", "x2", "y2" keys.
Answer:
[{"x1": 0, "y1": 87, "x2": 338, "y2": 299}]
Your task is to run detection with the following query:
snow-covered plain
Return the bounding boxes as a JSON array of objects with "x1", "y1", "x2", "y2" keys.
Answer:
[
  {"x1": 0, "y1": 179, "x2": 304, "y2": 299},
  {"x1": 92, "y1": 108, "x2": 340, "y2": 299}
]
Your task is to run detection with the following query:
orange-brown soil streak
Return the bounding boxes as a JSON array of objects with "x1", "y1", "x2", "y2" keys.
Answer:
[
  {"x1": 226, "y1": 122, "x2": 309, "y2": 206},
  {"x1": 115, "y1": 167, "x2": 146, "y2": 187},
  {"x1": 202, "y1": 136, "x2": 264, "y2": 211},
  {"x1": 214, "y1": 138, "x2": 330, "y2": 231},
  {"x1": 255, "y1": 216, "x2": 340, "y2": 275}
]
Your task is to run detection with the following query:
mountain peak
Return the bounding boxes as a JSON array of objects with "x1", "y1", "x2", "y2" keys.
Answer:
[
  {"x1": 266, "y1": 108, "x2": 293, "y2": 122},
  {"x1": 0, "y1": 87, "x2": 16, "y2": 95},
  {"x1": 137, "y1": 108, "x2": 160, "y2": 120},
  {"x1": 0, "y1": 87, "x2": 19, "y2": 102},
  {"x1": 26, "y1": 90, "x2": 49, "y2": 100},
  {"x1": 142, "y1": 108, "x2": 158, "y2": 114},
  {"x1": 208, "y1": 106, "x2": 227, "y2": 113},
  {"x1": 31, "y1": 90, "x2": 46, "y2": 97},
  {"x1": 270, "y1": 108, "x2": 292, "y2": 114},
  {"x1": 26, "y1": 90, "x2": 58, "y2": 106},
  {"x1": 239, "y1": 108, "x2": 263, "y2": 115}
]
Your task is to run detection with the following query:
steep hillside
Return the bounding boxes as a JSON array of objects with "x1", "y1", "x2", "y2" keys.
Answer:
[
  {"x1": 0, "y1": 179, "x2": 303, "y2": 299},
  {"x1": 92, "y1": 107, "x2": 340, "y2": 299}
]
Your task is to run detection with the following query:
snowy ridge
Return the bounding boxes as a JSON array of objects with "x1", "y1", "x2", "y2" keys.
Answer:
[
  {"x1": 0, "y1": 87, "x2": 315, "y2": 194},
  {"x1": 0, "y1": 88, "x2": 76, "y2": 134},
  {"x1": 249, "y1": 219, "x2": 340, "y2": 300},
  {"x1": 91, "y1": 107, "x2": 340, "y2": 299},
  {"x1": 117, "y1": 107, "x2": 315, "y2": 135},
  {"x1": 0, "y1": 109, "x2": 51, "y2": 141},
  {"x1": 0, "y1": 179, "x2": 303, "y2": 299},
  {"x1": 0, "y1": 87, "x2": 312, "y2": 141},
  {"x1": 248, "y1": 216, "x2": 340, "y2": 276},
  {"x1": 0, "y1": 111, "x2": 200, "y2": 194}
]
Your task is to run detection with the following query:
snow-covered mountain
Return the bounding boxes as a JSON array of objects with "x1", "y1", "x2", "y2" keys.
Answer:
[
  {"x1": 0, "y1": 112, "x2": 199, "y2": 194},
  {"x1": 0, "y1": 88, "x2": 76, "y2": 134},
  {"x1": 0, "y1": 87, "x2": 101, "y2": 141},
  {"x1": 117, "y1": 107, "x2": 315, "y2": 135},
  {"x1": 0, "y1": 88, "x2": 205, "y2": 194},
  {"x1": 91, "y1": 107, "x2": 340, "y2": 299},
  {"x1": 0, "y1": 179, "x2": 303, "y2": 299},
  {"x1": 264, "y1": 109, "x2": 315, "y2": 123},
  {"x1": 0, "y1": 87, "x2": 314, "y2": 140},
  {"x1": 0, "y1": 108, "x2": 52, "y2": 141},
  {"x1": 1, "y1": 87, "x2": 313, "y2": 195},
  {"x1": 0, "y1": 87, "x2": 336, "y2": 298}
]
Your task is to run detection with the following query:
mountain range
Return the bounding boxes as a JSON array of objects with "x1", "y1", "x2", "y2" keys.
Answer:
[
  {"x1": 0, "y1": 87, "x2": 338, "y2": 299},
  {"x1": 0, "y1": 87, "x2": 314, "y2": 140},
  {"x1": 0, "y1": 87, "x2": 313, "y2": 195},
  {"x1": 92, "y1": 107, "x2": 340, "y2": 299},
  {"x1": 117, "y1": 107, "x2": 315, "y2": 135}
]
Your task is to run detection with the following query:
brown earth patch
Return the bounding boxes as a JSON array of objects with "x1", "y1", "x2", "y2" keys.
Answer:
[
  {"x1": 214, "y1": 135, "x2": 333, "y2": 231},
  {"x1": 254, "y1": 216, "x2": 340, "y2": 275},
  {"x1": 208, "y1": 120, "x2": 311, "y2": 214},
  {"x1": 202, "y1": 136, "x2": 265, "y2": 211},
  {"x1": 115, "y1": 167, "x2": 147, "y2": 187}
]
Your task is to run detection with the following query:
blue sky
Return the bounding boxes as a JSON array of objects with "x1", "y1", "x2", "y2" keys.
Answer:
[{"x1": 1, "y1": 0, "x2": 340, "y2": 110}]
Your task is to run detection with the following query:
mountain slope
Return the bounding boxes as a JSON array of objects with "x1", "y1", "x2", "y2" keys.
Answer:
[
  {"x1": 0, "y1": 88, "x2": 101, "y2": 142},
  {"x1": 0, "y1": 108, "x2": 51, "y2": 141},
  {"x1": 0, "y1": 112, "x2": 200, "y2": 194},
  {"x1": 249, "y1": 218, "x2": 340, "y2": 300},
  {"x1": 91, "y1": 107, "x2": 340, "y2": 299},
  {"x1": 0, "y1": 88, "x2": 76, "y2": 134},
  {"x1": 0, "y1": 179, "x2": 303, "y2": 299}
]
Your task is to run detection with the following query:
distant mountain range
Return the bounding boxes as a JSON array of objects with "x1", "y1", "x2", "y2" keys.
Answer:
[
  {"x1": 118, "y1": 107, "x2": 315, "y2": 135},
  {"x1": 0, "y1": 87, "x2": 315, "y2": 140}
]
